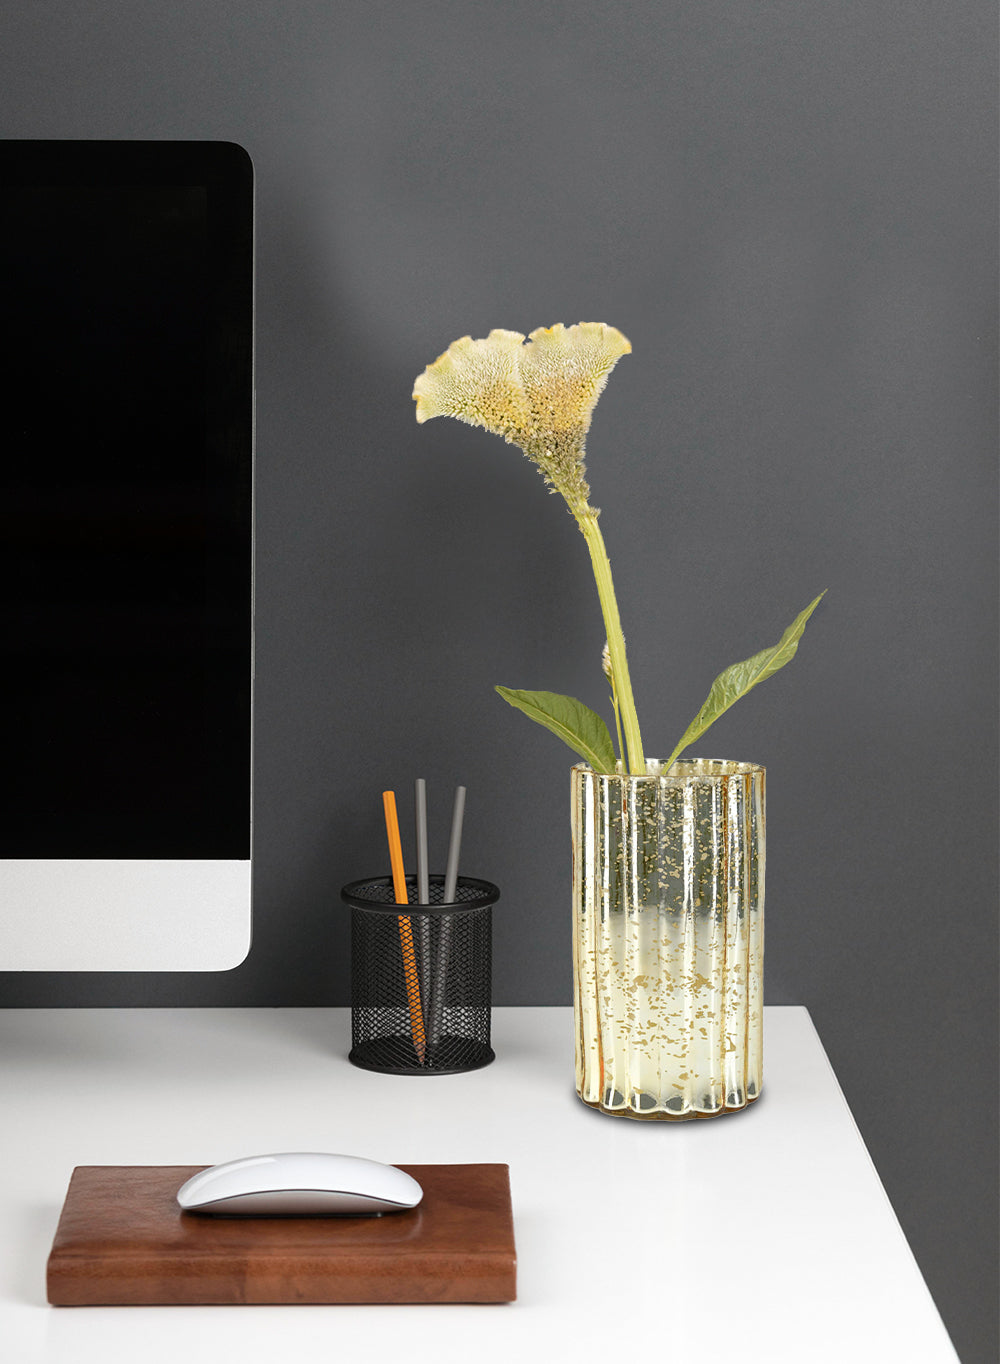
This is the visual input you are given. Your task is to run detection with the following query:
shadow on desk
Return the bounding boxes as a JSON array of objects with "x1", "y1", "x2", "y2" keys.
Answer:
[
  {"x1": 246, "y1": 1008, "x2": 352, "y2": 1059},
  {"x1": 9, "y1": 1202, "x2": 58, "y2": 1308}
]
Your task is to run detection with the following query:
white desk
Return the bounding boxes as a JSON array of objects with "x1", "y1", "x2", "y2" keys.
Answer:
[{"x1": 2, "y1": 1006, "x2": 958, "y2": 1363}]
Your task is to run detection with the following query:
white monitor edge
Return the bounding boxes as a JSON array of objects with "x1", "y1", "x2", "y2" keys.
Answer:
[{"x1": 0, "y1": 860, "x2": 252, "y2": 972}]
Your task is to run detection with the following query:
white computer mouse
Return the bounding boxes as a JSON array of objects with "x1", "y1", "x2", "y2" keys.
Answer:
[{"x1": 176, "y1": 1152, "x2": 423, "y2": 1217}]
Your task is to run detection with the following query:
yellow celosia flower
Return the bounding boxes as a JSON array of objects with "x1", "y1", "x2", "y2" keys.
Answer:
[
  {"x1": 412, "y1": 320, "x2": 824, "y2": 779},
  {"x1": 413, "y1": 322, "x2": 631, "y2": 514}
]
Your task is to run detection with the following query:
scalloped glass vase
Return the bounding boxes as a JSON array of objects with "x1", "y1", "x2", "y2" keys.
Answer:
[{"x1": 571, "y1": 759, "x2": 765, "y2": 1120}]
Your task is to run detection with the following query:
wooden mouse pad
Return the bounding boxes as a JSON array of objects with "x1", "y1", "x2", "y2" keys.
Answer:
[{"x1": 47, "y1": 1163, "x2": 516, "y2": 1305}]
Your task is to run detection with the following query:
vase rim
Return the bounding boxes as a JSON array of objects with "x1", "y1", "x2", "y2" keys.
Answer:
[{"x1": 572, "y1": 758, "x2": 765, "y2": 779}]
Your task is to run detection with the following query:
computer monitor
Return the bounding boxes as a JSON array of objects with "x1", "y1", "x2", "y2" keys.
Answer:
[{"x1": 0, "y1": 140, "x2": 254, "y2": 970}]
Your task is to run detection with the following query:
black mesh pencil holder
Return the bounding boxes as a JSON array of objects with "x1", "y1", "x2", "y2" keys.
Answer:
[{"x1": 340, "y1": 874, "x2": 498, "y2": 1075}]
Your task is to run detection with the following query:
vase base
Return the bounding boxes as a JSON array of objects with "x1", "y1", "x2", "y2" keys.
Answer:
[{"x1": 576, "y1": 1091, "x2": 761, "y2": 1121}]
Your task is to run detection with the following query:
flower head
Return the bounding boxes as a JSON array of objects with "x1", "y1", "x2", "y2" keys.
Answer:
[{"x1": 413, "y1": 322, "x2": 631, "y2": 514}]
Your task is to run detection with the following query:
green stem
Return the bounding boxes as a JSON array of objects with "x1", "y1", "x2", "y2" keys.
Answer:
[{"x1": 576, "y1": 512, "x2": 646, "y2": 775}]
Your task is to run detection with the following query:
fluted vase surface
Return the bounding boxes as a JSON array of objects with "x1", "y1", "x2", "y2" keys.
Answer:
[{"x1": 572, "y1": 759, "x2": 765, "y2": 1120}]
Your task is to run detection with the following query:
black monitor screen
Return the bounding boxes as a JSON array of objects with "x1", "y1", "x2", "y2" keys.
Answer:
[{"x1": 0, "y1": 141, "x2": 253, "y2": 858}]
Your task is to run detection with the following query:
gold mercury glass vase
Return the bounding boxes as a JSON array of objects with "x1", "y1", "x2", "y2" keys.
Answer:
[{"x1": 572, "y1": 759, "x2": 765, "y2": 1120}]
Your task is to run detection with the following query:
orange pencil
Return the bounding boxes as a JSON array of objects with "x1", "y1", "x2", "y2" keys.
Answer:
[{"x1": 382, "y1": 790, "x2": 426, "y2": 1065}]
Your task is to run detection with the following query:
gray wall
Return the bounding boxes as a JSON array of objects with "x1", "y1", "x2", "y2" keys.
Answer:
[{"x1": 1, "y1": 4, "x2": 995, "y2": 1359}]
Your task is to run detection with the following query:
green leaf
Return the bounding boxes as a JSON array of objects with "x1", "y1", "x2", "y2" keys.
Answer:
[
  {"x1": 663, "y1": 592, "x2": 827, "y2": 772},
  {"x1": 495, "y1": 687, "x2": 617, "y2": 773}
]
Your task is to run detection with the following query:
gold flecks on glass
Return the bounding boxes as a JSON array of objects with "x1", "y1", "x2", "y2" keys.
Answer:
[{"x1": 571, "y1": 760, "x2": 765, "y2": 1120}]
